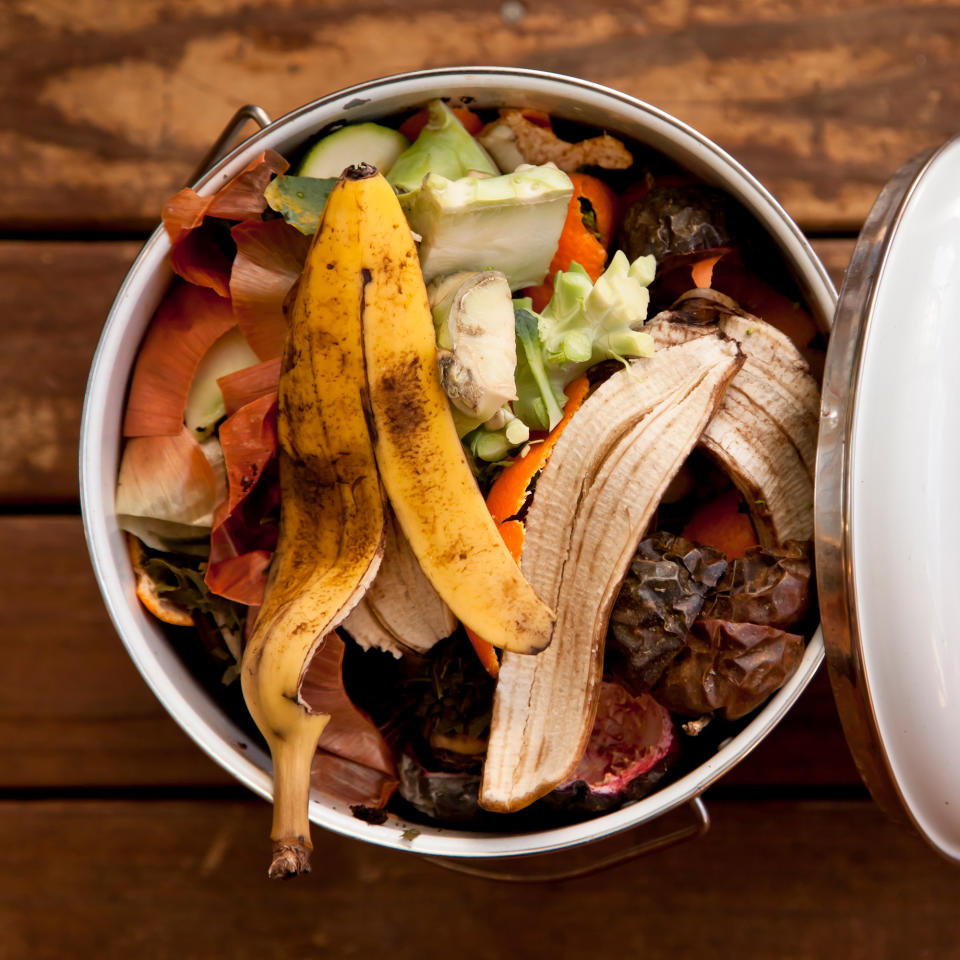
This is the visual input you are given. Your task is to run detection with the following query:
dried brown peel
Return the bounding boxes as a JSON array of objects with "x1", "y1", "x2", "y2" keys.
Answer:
[
  {"x1": 717, "y1": 312, "x2": 819, "y2": 476},
  {"x1": 607, "y1": 532, "x2": 728, "y2": 695},
  {"x1": 700, "y1": 540, "x2": 814, "y2": 629},
  {"x1": 480, "y1": 334, "x2": 743, "y2": 812},
  {"x1": 647, "y1": 308, "x2": 820, "y2": 435},
  {"x1": 619, "y1": 186, "x2": 734, "y2": 262},
  {"x1": 647, "y1": 311, "x2": 820, "y2": 546},
  {"x1": 343, "y1": 509, "x2": 457, "y2": 657},
  {"x1": 480, "y1": 109, "x2": 633, "y2": 172},
  {"x1": 654, "y1": 618, "x2": 805, "y2": 721},
  {"x1": 700, "y1": 389, "x2": 814, "y2": 545},
  {"x1": 726, "y1": 363, "x2": 818, "y2": 478}
]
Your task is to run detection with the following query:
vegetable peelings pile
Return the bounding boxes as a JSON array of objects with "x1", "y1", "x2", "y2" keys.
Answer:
[{"x1": 116, "y1": 99, "x2": 822, "y2": 877}]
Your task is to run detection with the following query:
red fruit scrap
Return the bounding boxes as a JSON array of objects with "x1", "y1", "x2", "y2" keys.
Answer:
[
  {"x1": 398, "y1": 105, "x2": 483, "y2": 141},
  {"x1": 560, "y1": 682, "x2": 675, "y2": 799}
]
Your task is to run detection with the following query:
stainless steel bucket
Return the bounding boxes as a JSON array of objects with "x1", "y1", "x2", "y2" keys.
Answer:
[{"x1": 80, "y1": 67, "x2": 836, "y2": 872}]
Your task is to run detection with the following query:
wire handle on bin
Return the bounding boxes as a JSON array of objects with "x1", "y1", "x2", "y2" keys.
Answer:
[
  {"x1": 420, "y1": 796, "x2": 710, "y2": 883},
  {"x1": 186, "y1": 104, "x2": 273, "y2": 186}
]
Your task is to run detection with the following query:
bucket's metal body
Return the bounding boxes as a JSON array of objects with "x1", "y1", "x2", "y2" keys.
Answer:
[{"x1": 80, "y1": 67, "x2": 836, "y2": 866}]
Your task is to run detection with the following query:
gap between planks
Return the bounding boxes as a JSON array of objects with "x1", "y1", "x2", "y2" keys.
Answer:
[
  {"x1": 0, "y1": 237, "x2": 856, "y2": 507},
  {"x1": 0, "y1": 514, "x2": 860, "y2": 790},
  {"x1": 0, "y1": 798, "x2": 956, "y2": 960}
]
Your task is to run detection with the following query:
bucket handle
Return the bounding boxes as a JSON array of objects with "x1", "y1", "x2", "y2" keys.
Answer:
[
  {"x1": 187, "y1": 104, "x2": 273, "y2": 186},
  {"x1": 419, "y1": 796, "x2": 710, "y2": 883}
]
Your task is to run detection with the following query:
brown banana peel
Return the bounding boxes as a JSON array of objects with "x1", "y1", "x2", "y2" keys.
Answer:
[
  {"x1": 351, "y1": 166, "x2": 555, "y2": 656},
  {"x1": 242, "y1": 164, "x2": 554, "y2": 878},
  {"x1": 482, "y1": 334, "x2": 743, "y2": 812},
  {"x1": 241, "y1": 173, "x2": 385, "y2": 879}
]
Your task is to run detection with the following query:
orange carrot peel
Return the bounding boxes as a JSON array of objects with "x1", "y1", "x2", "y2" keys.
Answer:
[
  {"x1": 682, "y1": 488, "x2": 759, "y2": 560},
  {"x1": 524, "y1": 173, "x2": 619, "y2": 311},
  {"x1": 691, "y1": 254, "x2": 722, "y2": 290},
  {"x1": 467, "y1": 376, "x2": 591, "y2": 676}
]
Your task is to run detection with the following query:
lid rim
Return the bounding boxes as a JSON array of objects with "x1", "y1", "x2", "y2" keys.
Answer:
[{"x1": 815, "y1": 134, "x2": 960, "y2": 863}]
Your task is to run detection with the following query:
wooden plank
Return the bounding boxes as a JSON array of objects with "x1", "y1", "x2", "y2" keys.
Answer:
[
  {"x1": 0, "y1": 515, "x2": 233, "y2": 787},
  {"x1": 2, "y1": 0, "x2": 957, "y2": 231},
  {"x1": 0, "y1": 240, "x2": 141, "y2": 503},
  {"x1": 812, "y1": 237, "x2": 856, "y2": 288},
  {"x1": 1, "y1": 238, "x2": 854, "y2": 504},
  {"x1": 1, "y1": 798, "x2": 957, "y2": 960},
  {"x1": 2, "y1": 515, "x2": 858, "y2": 789}
]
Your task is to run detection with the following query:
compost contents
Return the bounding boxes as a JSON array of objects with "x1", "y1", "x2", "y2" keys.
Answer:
[{"x1": 115, "y1": 99, "x2": 821, "y2": 875}]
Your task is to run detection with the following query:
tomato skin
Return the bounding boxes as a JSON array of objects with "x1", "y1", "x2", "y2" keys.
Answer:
[{"x1": 398, "y1": 106, "x2": 483, "y2": 141}]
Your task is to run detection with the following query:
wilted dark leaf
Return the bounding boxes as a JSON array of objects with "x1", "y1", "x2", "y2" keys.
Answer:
[
  {"x1": 619, "y1": 185, "x2": 734, "y2": 262},
  {"x1": 654, "y1": 619, "x2": 804, "y2": 721},
  {"x1": 607, "y1": 532, "x2": 727, "y2": 694},
  {"x1": 701, "y1": 540, "x2": 814, "y2": 629},
  {"x1": 396, "y1": 749, "x2": 482, "y2": 823}
]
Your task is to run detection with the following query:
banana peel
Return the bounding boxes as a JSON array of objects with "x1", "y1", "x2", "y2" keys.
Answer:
[
  {"x1": 242, "y1": 164, "x2": 553, "y2": 879},
  {"x1": 351, "y1": 165, "x2": 555, "y2": 656},
  {"x1": 241, "y1": 173, "x2": 385, "y2": 879}
]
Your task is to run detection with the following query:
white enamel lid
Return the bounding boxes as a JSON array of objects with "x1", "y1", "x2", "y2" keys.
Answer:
[{"x1": 816, "y1": 134, "x2": 960, "y2": 862}]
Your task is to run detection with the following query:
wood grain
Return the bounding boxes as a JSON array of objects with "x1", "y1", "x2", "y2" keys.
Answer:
[
  {"x1": 1, "y1": 798, "x2": 957, "y2": 960},
  {"x1": 1, "y1": 514, "x2": 857, "y2": 789},
  {"x1": 1, "y1": 238, "x2": 855, "y2": 504},
  {"x1": 4, "y1": 2, "x2": 957, "y2": 954},
  {"x1": 2, "y1": 0, "x2": 957, "y2": 231},
  {"x1": 0, "y1": 240, "x2": 141, "y2": 504},
  {"x1": 0, "y1": 515, "x2": 232, "y2": 788}
]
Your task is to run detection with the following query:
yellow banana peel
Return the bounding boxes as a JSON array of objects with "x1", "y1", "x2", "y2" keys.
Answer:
[
  {"x1": 241, "y1": 174, "x2": 385, "y2": 879},
  {"x1": 354, "y1": 167, "x2": 555, "y2": 655},
  {"x1": 242, "y1": 164, "x2": 554, "y2": 879}
]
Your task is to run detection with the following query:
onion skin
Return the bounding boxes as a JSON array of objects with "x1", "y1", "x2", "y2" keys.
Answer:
[
  {"x1": 162, "y1": 150, "x2": 289, "y2": 244},
  {"x1": 218, "y1": 357, "x2": 281, "y2": 416},
  {"x1": 115, "y1": 426, "x2": 220, "y2": 533},
  {"x1": 230, "y1": 220, "x2": 310, "y2": 361},
  {"x1": 122, "y1": 283, "x2": 236, "y2": 438}
]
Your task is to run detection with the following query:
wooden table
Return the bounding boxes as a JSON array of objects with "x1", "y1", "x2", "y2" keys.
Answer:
[{"x1": 4, "y1": 2, "x2": 960, "y2": 956}]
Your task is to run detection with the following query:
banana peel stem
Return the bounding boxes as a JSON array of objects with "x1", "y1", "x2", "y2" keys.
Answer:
[
  {"x1": 269, "y1": 840, "x2": 312, "y2": 879},
  {"x1": 267, "y1": 712, "x2": 330, "y2": 878}
]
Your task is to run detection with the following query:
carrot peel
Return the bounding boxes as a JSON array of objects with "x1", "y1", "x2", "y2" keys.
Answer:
[
  {"x1": 468, "y1": 377, "x2": 590, "y2": 676},
  {"x1": 691, "y1": 254, "x2": 722, "y2": 290},
  {"x1": 682, "y1": 488, "x2": 758, "y2": 560},
  {"x1": 524, "y1": 173, "x2": 619, "y2": 311},
  {"x1": 486, "y1": 375, "x2": 590, "y2": 524}
]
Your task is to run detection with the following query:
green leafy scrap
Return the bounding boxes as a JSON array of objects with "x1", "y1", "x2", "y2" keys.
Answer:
[
  {"x1": 264, "y1": 175, "x2": 337, "y2": 235},
  {"x1": 538, "y1": 251, "x2": 656, "y2": 368},
  {"x1": 387, "y1": 100, "x2": 498, "y2": 196},
  {"x1": 141, "y1": 553, "x2": 245, "y2": 683},
  {"x1": 513, "y1": 304, "x2": 567, "y2": 431}
]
